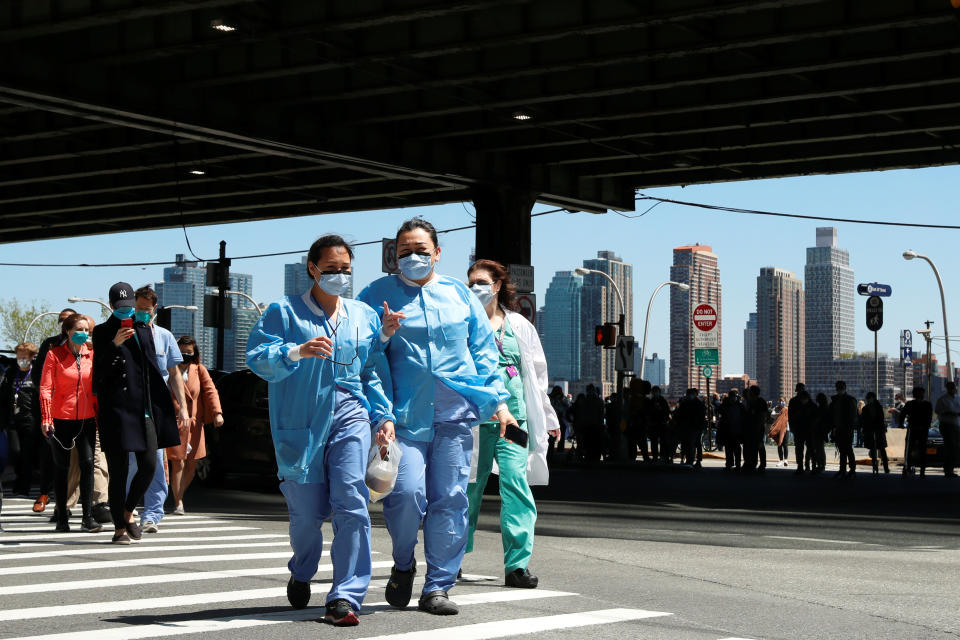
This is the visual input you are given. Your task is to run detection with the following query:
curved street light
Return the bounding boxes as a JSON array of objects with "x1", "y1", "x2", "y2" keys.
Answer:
[
  {"x1": 903, "y1": 250, "x2": 952, "y2": 381},
  {"x1": 163, "y1": 305, "x2": 199, "y2": 312},
  {"x1": 639, "y1": 281, "x2": 690, "y2": 380},
  {"x1": 22, "y1": 311, "x2": 60, "y2": 344},
  {"x1": 67, "y1": 296, "x2": 112, "y2": 313},
  {"x1": 225, "y1": 290, "x2": 264, "y2": 316}
]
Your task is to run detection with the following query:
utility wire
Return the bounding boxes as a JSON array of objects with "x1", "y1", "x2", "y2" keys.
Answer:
[{"x1": 0, "y1": 208, "x2": 565, "y2": 268}]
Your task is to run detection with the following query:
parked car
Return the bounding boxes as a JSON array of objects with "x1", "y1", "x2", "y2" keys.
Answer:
[
  {"x1": 194, "y1": 369, "x2": 277, "y2": 488},
  {"x1": 924, "y1": 425, "x2": 944, "y2": 467}
]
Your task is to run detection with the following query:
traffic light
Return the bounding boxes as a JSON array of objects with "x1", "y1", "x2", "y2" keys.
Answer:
[
  {"x1": 594, "y1": 323, "x2": 617, "y2": 347},
  {"x1": 155, "y1": 307, "x2": 172, "y2": 330}
]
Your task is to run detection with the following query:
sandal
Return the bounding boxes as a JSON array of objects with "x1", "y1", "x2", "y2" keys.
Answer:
[{"x1": 32, "y1": 495, "x2": 49, "y2": 513}]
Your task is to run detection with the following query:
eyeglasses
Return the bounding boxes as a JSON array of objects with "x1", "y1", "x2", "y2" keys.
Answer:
[{"x1": 319, "y1": 327, "x2": 360, "y2": 367}]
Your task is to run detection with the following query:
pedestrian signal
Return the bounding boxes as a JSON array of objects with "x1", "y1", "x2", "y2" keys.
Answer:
[{"x1": 594, "y1": 323, "x2": 617, "y2": 347}]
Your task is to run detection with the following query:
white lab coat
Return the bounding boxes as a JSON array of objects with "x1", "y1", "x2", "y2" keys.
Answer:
[{"x1": 469, "y1": 308, "x2": 559, "y2": 486}]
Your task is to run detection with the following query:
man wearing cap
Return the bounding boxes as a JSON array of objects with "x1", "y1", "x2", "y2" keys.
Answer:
[{"x1": 93, "y1": 282, "x2": 187, "y2": 544}]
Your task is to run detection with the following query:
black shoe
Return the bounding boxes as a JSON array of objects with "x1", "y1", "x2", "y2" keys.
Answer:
[
  {"x1": 324, "y1": 599, "x2": 359, "y2": 626},
  {"x1": 385, "y1": 559, "x2": 416, "y2": 608},
  {"x1": 55, "y1": 521, "x2": 70, "y2": 533},
  {"x1": 456, "y1": 568, "x2": 462, "y2": 581},
  {"x1": 112, "y1": 530, "x2": 131, "y2": 545},
  {"x1": 505, "y1": 567, "x2": 539, "y2": 589},
  {"x1": 125, "y1": 521, "x2": 142, "y2": 541},
  {"x1": 49, "y1": 508, "x2": 72, "y2": 523},
  {"x1": 418, "y1": 590, "x2": 459, "y2": 615},
  {"x1": 80, "y1": 516, "x2": 103, "y2": 533},
  {"x1": 287, "y1": 576, "x2": 311, "y2": 609},
  {"x1": 92, "y1": 503, "x2": 112, "y2": 524}
]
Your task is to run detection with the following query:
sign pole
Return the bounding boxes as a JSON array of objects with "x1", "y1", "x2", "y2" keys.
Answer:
[{"x1": 874, "y1": 329, "x2": 879, "y2": 402}]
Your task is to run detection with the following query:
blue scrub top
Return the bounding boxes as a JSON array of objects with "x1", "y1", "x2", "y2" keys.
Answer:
[
  {"x1": 246, "y1": 292, "x2": 395, "y2": 483},
  {"x1": 358, "y1": 273, "x2": 507, "y2": 442}
]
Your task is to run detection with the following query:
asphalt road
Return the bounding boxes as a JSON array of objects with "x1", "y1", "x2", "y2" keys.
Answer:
[{"x1": 1, "y1": 460, "x2": 958, "y2": 640}]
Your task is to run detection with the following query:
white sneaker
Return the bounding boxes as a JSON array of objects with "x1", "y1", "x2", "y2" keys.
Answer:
[{"x1": 142, "y1": 521, "x2": 159, "y2": 534}]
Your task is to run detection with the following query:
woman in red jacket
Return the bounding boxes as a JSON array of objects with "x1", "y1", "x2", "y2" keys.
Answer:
[
  {"x1": 166, "y1": 336, "x2": 223, "y2": 515},
  {"x1": 39, "y1": 313, "x2": 101, "y2": 533}
]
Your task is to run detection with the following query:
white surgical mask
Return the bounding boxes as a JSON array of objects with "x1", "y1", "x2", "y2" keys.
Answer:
[
  {"x1": 470, "y1": 283, "x2": 495, "y2": 306},
  {"x1": 17, "y1": 358, "x2": 31, "y2": 370},
  {"x1": 398, "y1": 252, "x2": 434, "y2": 281},
  {"x1": 317, "y1": 272, "x2": 351, "y2": 297}
]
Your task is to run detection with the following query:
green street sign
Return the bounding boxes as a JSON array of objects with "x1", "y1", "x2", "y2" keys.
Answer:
[
  {"x1": 702, "y1": 365, "x2": 713, "y2": 379},
  {"x1": 695, "y1": 348, "x2": 719, "y2": 366}
]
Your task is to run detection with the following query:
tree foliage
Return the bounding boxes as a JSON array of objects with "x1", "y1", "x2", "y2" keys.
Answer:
[{"x1": 0, "y1": 298, "x2": 61, "y2": 351}]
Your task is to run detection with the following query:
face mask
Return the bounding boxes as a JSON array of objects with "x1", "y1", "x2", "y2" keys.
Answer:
[
  {"x1": 135, "y1": 310, "x2": 153, "y2": 324},
  {"x1": 398, "y1": 252, "x2": 434, "y2": 281},
  {"x1": 113, "y1": 306, "x2": 135, "y2": 319},
  {"x1": 470, "y1": 283, "x2": 495, "y2": 306},
  {"x1": 316, "y1": 272, "x2": 351, "y2": 297},
  {"x1": 71, "y1": 331, "x2": 89, "y2": 345},
  {"x1": 17, "y1": 358, "x2": 31, "y2": 369},
  {"x1": 181, "y1": 353, "x2": 196, "y2": 363}
]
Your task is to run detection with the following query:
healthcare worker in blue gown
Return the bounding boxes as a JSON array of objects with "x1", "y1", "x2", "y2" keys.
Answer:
[
  {"x1": 247, "y1": 234, "x2": 398, "y2": 627},
  {"x1": 358, "y1": 218, "x2": 512, "y2": 616}
]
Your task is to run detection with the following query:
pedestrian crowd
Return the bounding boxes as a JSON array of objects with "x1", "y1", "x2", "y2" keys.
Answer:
[{"x1": 0, "y1": 285, "x2": 223, "y2": 542}]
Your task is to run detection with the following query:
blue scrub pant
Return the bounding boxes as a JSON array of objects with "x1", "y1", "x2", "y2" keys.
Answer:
[
  {"x1": 279, "y1": 397, "x2": 372, "y2": 610},
  {"x1": 126, "y1": 449, "x2": 167, "y2": 524},
  {"x1": 383, "y1": 420, "x2": 473, "y2": 595}
]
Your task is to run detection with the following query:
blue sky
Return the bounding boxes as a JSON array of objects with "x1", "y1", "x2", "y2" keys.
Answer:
[{"x1": 3, "y1": 165, "x2": 958, "y2": 376}]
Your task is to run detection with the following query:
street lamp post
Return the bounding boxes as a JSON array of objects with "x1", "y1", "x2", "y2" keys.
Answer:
[
  {"x1": 67, "y1": 296, "x2": 112, "y2": 313},
  {"x1": 574, "y1": 267, "x2": 626, "y2": 398},
  {"x1": 22, "y1": 311, "x2": 59, "y2": 344},
  {"x1": 225, "y1": 290, "x2": 264, "y2": 316},
  {"x1": 903, "y1": 250, "x2": 952, "y2": 381},
  {"x1": 639, "y1": 281, "x2": 690, "y2": 380},
  {"x1": 164, "y1": 305, "x2": 199, "y2": 312}
]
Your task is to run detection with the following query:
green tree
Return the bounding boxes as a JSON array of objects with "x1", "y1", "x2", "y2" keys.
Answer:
[{"x1": 0, "y1": 298, "x2": 61, "y2": 351}]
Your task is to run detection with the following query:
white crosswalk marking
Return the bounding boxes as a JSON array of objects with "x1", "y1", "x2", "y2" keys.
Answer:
[
  {"x1": 1, "y1": 519, "x2": 234, "y2": 531},
  {"x1": 0, "y1": 525, "x2": 259, "y2": 537},
  {"x1": 0, "y1": 533, "x2": 287, "y2": 548},
  {"x1": 0, "y1": 540, "x2": 293, "y2": 560},
  {"x1": 0, "y1": 551, "x2": 294, "y2": 575}
]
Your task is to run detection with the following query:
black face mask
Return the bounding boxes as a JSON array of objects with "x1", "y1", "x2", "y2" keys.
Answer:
[{"x1": 182, "y1": 353, "x2": 197, "y2": 363}]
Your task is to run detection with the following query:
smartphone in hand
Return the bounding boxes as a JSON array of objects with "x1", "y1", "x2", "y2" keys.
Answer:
[
  {"x1": 121, "y1": 317, "x2": 133, "y2": 329},
  {"x1": 503, "y1": 422, "x2": 529, "y2": 448}
]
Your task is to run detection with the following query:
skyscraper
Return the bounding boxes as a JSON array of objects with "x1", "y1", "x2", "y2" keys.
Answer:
[
  {"x1": 223, "y1": 272, "x2": 254, "y2": 372},
  {"x1": 640, "y1": 352, "x2": 666, "y2": 387},
  {"x1": 581, "y1": 251, "x2": 633, "y2": 397},
  {"x1": 743, "y1": 312, "x2": 758, "y2": 380},
  {"x1": 756, "y1": 267, "x2": 805, "y2": 401},
  {"x1": 669, "y1": 245, "x2": 721, "y2": 397},
  {"x1": 804, "y1": 227, "x2": 854, "y2": 396},
  {"x1": 543, "y1": 270, "x2": 583, "y2": 384}
]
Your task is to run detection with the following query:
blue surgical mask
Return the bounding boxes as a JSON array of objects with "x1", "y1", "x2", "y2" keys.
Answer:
[
  {"x1": 398, "y1": 252, "x2": 434, "y2": 281},
  {"x1": 113, "y1": 306, "x2": 135, "y2": 319},
  {"x1": 470, "y1": 283, "x2": 495, "y2": 306},
  {"x1": 317, "y1": 272, "x2": 351, "y2": 297},
  {"x1": 71, "y1": 331, "x2": 89, "y2": 345},
  {"x1": 135, "y1": 310, "x2": 153, "y2": 324}
]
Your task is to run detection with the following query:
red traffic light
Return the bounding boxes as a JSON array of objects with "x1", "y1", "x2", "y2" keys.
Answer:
[{"x1": 594, "y1": 323, "x2": 617, "y2": 347}]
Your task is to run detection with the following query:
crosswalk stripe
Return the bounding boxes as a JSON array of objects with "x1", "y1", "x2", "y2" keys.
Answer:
[
  {"x1": 0, "y1": 540, "x2": 293, "y2": 560},
  {"x1": 0, "y1": 525, "x2": 259, "y2": 538},
  {"x1": 0, "y1": 588, "x2": 579, "y2": 638},
  {"x1": 1, "y1": 519, "x2": 234, "y2": 531},
  {"x1": 0, "y1": 551, "x2": 293, "y2": 576},
  {"x1": 353, "y1": 608, "x2": 672, "y2": 639},
  {"x1": 1, "y1": 513, "x2": 212, "y2": 521},
  {"x1": 0, "y1": 534, "x2": 288, "y2": 549},
  {"x1": 0, "y1": 560, "x2": 397, "y2": 596}
]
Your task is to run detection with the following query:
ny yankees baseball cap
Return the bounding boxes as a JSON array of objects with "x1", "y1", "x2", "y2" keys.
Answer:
[{"x1": 108, "y1": 282, "x2": 136, "y2": 308}]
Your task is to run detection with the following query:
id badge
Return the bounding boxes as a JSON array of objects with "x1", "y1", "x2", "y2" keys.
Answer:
[{"x1": 505, "y1": 365, "x2": 519, "y2": 379}]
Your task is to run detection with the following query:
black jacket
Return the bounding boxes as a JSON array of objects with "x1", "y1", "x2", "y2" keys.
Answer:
[
  {"x1": 31, "y1": 333, "x2": 65, "y2": 386},
  {"x1": 92, "y1": 316, "x2": 179, "y2": 453},
  {"x1": 0, "y1": 363, "x2": 39, "y2": 431},
  {"x1": 787, "y1": 392, "x2": 815, "y2": 436}
]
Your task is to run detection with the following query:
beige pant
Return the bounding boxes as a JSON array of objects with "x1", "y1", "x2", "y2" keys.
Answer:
[{"x1": 65, "y1": 428, "x2": 109, "y2": 508}]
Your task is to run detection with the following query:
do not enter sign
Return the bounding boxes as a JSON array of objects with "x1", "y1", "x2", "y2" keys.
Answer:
[{"x1": 693, "y1": 304, "x2": 717, "y2": 331}]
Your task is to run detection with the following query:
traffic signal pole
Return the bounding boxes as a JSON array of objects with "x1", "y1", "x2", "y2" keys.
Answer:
[{"x1": 216, "y1": 240, "x2": 228, "y2": 371}]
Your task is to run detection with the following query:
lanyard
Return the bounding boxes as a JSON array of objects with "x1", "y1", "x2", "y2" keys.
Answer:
[{"x1": 13, "y1": 367, "x2": 31, "y2": 394}]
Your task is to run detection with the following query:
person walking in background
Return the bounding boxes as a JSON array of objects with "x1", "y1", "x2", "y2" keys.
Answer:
[
  {"x1": 788, "y1": 384, "x2": 814, "y2": 474},
  {"x1": 1, "y1": 342, "x2": 41, "y2": 497},
  {"x1": 575, "y1": 385, "x2": 604, "y2": 463},
  {"x1": 811, "y1": 393, "x2": 830, "y2": 473},
  {"x1": 647, "y1": 386, "x2": 670, "y2": 462},
  {"x1": 674, "y1": 388, "x2": 705, "y2": 467},
  {"x1": 464, "y1": 259, "x2": 559, "y2": 590},
  {"x1": 248, "y1": 234, "x2": 396, "y2": 626},
  {"x1": 39, "y1": 314, "x2": 101, "y2": 533},
  {"x1": 772, "y1": 398, "x2": 789, "y2": 467},
  {"x1": 626, "y1": 379, "x2": 651, "y2": 462},
  {"x1": 743, "y1": 386, "x2": 769, "y2": 473},
  {"x1": 358, "y1": 218, "x2": 510, "y2": 616},
  {"x1": 547, "y1": 386, "x2": 568, "y2": 459},
  {"x1": 93, "y1": 282, "x2": 187, "y2": 545},
  {"x1": 861, "y1": 391, "x2": 889, "y2": 474},
  {"x1": 934, "y1": 381, "x2": 960, "y2": 477},
  {"x1": 167, "y1": 336, "x2": 223, "y2": 515},
  {"x1": 829, "y1": 381, "x2": 858, "y2": 479},
  {"x1": 902, "y1": 387, "x2": 933, "y2": 477},
  {"x1": 718, "y1": 389, "x2": 744, "y2": 471}
]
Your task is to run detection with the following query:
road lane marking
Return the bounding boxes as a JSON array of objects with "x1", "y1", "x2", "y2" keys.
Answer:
[
  {"x1": 0, "y1": 551, "x2": 294, "y2": 576},
  {"x1": 0, "y1": 560, "x2": 397, "y2": 596},
  {"x1": 765, "y1": 535, "x2": 861, "y2": 545}
]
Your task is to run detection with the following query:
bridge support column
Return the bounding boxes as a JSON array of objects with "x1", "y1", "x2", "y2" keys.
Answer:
[{"x1": 472, "y1": 186, "x2": 537, "y2": 267}]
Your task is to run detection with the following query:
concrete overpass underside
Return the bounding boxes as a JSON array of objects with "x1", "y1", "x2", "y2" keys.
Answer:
[{"x1": 1, "y1": 0, "x2": 959, "y2": 247}]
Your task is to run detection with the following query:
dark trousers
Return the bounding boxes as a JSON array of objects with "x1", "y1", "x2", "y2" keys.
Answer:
[
  {"x1": 794, "y1": 433, "x2": 807, "y2": 469},
  {"x1": 649, "y1": 425, "x2": 663, "y2": 461},
  {"x1": 9, "y1": 421, "x2": 53, "y2": 495},
  {"x1": 50, "y1": 418, "x2": 97, "y2": 522},
  {"x1": 628, "y1": 421, "x2": 649, "y2": 461},
  {"x1": 940, "y1": 423, "x2": 958, "y2": 474},
  {"x1": 836, "y1": 429, "x2": 856, "y2": 474},
  {"x1": 105, "y1": 419, "x2": 158, "y2": 529},
  {"x1": 724, "y1": 434, "x2": 742, "y2": 468}
]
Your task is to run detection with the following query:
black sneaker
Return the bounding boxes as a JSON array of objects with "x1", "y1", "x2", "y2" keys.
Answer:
[
  {"x1": 418, "y1": 590, "x2": 459, "y2": 615},
  {"x1": 324, "y1": 599, "x2": 359, "y2": 626},
  {"x1": 125, "y1": 521, "x2": 142, "y2": 541},
  {"x1": 92, "y1": 502, "x2": 112, "y2": 524},
  {"x1": 385, "y1": 559, "x2": 416, "y2": 608},
  {"x1": 54, "y1": 520, "x2": 70, "y2": 533},
  {"x1": 112, "y1": 530, "x2": 131, "y2": 545},
  {"x1": 49, "y1": 508, "x2": 72, "y2": 523},
  {"x1": 505, "y1": 567, "x2": 539, "y2": 589},
  {"x1": 287, "y1": 576, "x2": 310, "y2": 609},
  {"x1": 80, "y1": 517, "x2": 103, "y2": 533}
]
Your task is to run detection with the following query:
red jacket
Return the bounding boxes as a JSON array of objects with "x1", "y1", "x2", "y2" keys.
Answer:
[{"x1": 39, "y1": 343, "x2": 96, "y2": 425}]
